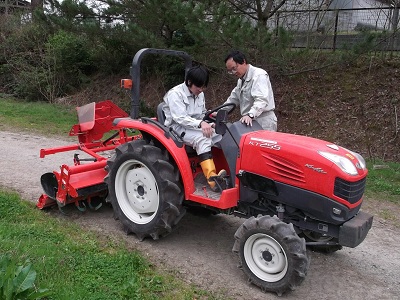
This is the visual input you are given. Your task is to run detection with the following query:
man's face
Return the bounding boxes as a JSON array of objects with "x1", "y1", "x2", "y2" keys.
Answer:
[
  {"x1": 189, "y1": 84, "x2": 205, "y2": 96},
  {"x1": 226, "y1": 58, "x2": 247, "y2": 78}
]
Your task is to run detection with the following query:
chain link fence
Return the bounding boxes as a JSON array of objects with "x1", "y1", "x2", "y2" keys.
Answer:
[{"x1": 270, "y1": 7, "x2": 400, "y2": 51}]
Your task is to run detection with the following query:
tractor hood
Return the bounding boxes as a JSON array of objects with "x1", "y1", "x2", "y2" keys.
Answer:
[{"x1": 238, "y1": 130, "x2": 368, "y2": 209}]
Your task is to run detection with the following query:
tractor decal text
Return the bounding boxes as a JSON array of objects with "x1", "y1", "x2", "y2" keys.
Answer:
[
  {"x1": 305, "y1": 164, "x2": 327, "y2": 174},
  {"x1": 249, "y1": 138, "x2": 281, "y2": 150}
]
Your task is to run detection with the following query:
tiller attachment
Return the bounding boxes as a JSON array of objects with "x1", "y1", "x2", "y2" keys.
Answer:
[
  {"x1": 69, "y1": 100, "x2": 130, "y2": 144},
  {"x1": 37, "y1": 100, "x2": 139, "y2": 210}
]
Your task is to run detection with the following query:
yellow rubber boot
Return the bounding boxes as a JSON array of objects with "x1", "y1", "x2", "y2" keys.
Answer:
[{"x1": 200, "y1": 159, "x2": 227, "y2": 191}]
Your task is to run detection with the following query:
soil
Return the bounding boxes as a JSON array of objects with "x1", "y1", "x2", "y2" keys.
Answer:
[{"x1": 0, "y1": 129, "x2": 399, "y2": 300}]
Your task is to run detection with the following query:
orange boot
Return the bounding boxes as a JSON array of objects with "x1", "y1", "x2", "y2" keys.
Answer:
[{"x1": 200, "y1": 158, "x2": 227, "y2": 191}]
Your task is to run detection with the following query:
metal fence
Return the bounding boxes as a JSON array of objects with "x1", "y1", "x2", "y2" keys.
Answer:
[
  {"x1": 0, "y1": 0, "x2": 30, "y2": 15},
  {"x1": 270, "y1": 7, "x2": 400, "y2": 51}
]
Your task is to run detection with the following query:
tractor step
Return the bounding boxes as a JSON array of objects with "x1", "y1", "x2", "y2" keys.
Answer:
[{"x1": 193, "y1": 173, "x2": 226, "y2": 199}]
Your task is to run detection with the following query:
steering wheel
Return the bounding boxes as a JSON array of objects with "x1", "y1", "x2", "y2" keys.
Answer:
[{"x1": 203, "y1": 103, "x2": 236, "y2": 123}]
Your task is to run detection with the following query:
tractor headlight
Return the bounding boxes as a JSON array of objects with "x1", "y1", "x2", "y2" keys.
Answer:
[
  {"x1": 318, "y1": 151, "x2": 358, "y2": 175},
  {"x1": 349, "y1": 150, "x2": 367, "y2": 170}
]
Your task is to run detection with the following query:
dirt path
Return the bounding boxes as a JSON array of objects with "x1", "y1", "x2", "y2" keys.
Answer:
[{"x1": 1, "y1": 130, "x2": 399, "y2": 300}]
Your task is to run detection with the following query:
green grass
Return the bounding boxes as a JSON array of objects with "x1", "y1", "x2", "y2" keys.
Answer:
[
  {"x1": 0, "y1": 190, "x2": 218, "y2": 300},
  {"x1": 365, "y1": 160, "x2": 400, "y2": 204},
  {"x1": 0, "y1": 96, "x2": 77, "y2": 136}
]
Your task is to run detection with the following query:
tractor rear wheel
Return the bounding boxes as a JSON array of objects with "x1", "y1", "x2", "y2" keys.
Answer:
[
  {"x1": 233, "y1": 215, "x2": 309, "y2": 296},
  {"x1": 105, "y1": 140, "x2": 185, "y2": 240}
]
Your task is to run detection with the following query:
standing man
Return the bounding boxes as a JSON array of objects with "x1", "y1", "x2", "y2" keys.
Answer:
[
  {"x1": 223, "y1": 50, "x2": 277, "y2": 131},
  {"x1": 162, "y1": 65, "x2": 226, "y2": 191}
]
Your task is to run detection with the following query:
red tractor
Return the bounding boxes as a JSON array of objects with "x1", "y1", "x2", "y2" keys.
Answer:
[{"x1": 38, "y1": 48, "x2": 373, "y2": 295}]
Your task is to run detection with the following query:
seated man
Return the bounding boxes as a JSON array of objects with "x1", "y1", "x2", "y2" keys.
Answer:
[{"x1": 162, "y1": 65, "x2": 226, "y2": 191}]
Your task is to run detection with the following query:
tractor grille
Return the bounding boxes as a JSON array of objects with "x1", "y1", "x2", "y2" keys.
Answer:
[
  {"x1": 263, "y1": 154, "x2": 305, "y2": 183},
  {"x1": 334, "y1": 177, "x2": 366, "y2": 204}
]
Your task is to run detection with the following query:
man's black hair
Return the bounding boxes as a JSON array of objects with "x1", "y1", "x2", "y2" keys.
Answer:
[
  {"x1": 224, "y1": 50, "x2": 247, "y2": 65},
  {"x1": 185, "y1": 65, "x2": 209, "y2": 87}
]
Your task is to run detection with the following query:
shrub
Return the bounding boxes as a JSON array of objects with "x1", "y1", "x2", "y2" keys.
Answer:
[
  {"x1": 0, "y1": 255, "x2": 51, "y2": 300},
  {"x1": 46, "y1": 30, "x2": 94, "y2": 91}
]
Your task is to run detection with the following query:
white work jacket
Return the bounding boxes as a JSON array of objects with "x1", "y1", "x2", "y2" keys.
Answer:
[
  {"x1": 163, "y1": 82, "x2": 205, "y2": 129},
  {"x1": 224, "y1": 64, "x2": 277, "y2": 131},
  {"x1": 162, "y1": 82, "x2": 221, "y2": 155}
]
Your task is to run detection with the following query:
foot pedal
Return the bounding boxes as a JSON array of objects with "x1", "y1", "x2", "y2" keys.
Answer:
[{"x1": 209, "y1": 175, "x2": 230, "y2": 192}]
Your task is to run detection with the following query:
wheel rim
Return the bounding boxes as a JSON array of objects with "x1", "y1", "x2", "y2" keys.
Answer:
[
  {"x1": 243, "y1": 233, "x2": 288, "y2": 283},
  {"x1": 115, "y1": 159, "x2": 159, "y2": 224}
]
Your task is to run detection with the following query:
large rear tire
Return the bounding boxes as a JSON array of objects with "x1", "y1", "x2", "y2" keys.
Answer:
[
  {"x1": 105, "y1": 140, "x2": 185, "y2": 240},
  {"x1": 233, "y1": 215, "x2": 309, "y2": 296}
]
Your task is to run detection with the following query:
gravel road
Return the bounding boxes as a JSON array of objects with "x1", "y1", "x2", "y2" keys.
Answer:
[{"x1": 1, "y1": 130, "x2": 399, "y2": 300}]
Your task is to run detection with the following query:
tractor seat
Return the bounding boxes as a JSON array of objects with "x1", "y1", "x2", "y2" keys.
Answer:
[
  {"x1": 157, "y1": 102, "x2": 167, "y2": 125},
  {"x1": 157, "y1": 102, "x2": 197, "y2": 156}
]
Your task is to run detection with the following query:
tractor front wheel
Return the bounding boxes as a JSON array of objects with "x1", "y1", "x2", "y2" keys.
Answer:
[
  {"x1": 233, "y1": 215, "x2": 309, "y2": 296},
  {"x1": 105, "y1": 140, "x2": 185, "y2": 240}
]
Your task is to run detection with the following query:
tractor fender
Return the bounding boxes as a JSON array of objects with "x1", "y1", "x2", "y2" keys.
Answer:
[{"x1": 113, "y1": 118, "x2": 195, "y2": 197}]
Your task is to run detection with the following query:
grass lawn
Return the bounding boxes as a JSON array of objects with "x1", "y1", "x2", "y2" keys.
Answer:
[{"x1": 0, "y1": 190, "x2": 220, "y2": 300}]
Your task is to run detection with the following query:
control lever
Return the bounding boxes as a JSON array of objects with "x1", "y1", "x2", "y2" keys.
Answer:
[{"x1": 168, "y1": 128, "x2": 185, "y2": 147}]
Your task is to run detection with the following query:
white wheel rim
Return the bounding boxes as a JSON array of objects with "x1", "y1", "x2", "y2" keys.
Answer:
[
  {"x1": 243, "y1": 233, "x2": 288, "y2": 282},
  {"x1": 115, "y1": 159, "x2": 159, "y2": 224}
]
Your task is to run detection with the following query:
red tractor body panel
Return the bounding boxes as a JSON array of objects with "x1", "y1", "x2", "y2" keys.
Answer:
[
  {"x1": 238, "y1": 131, "x2": 367, "y2": 209},
  {"x1": 238, "y1": 131, "x2": 368, "y2": 209}
]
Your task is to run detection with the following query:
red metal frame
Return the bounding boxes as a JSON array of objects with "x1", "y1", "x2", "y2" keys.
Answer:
[{"x1": 37, "y1": 100, "x2": 141, "y2": 209}]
